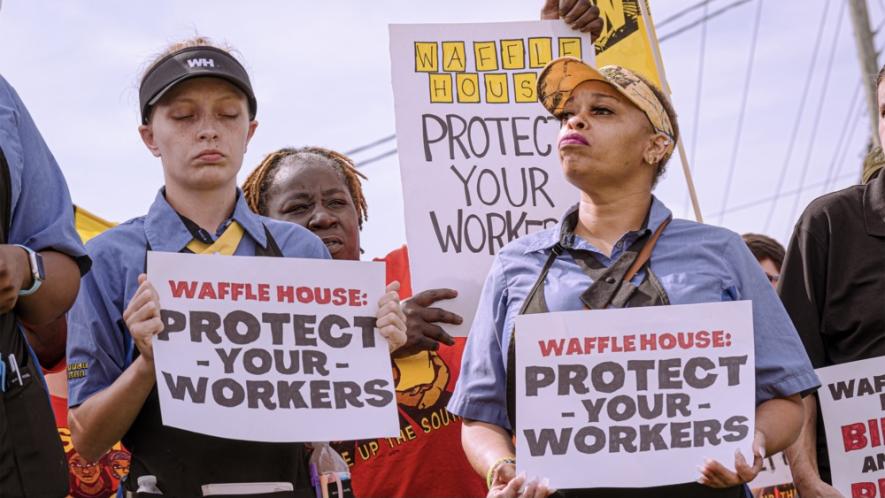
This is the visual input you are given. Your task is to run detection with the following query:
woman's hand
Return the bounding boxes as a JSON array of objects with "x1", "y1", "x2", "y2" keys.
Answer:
[
  {"x1": 122, "y1": 274, "x2": 163, "y2": 363},
  {"x1": 395, "y1": 288, "x2": 459, "y2": 358},
  {"x1": 698, "y1": 430, "x2": 766, "y2": 488},
  {"x1": 377, "y1": 281, "x2": 407, "y2": 353},
  {"x1": 540, "y1": 0, "x2": 604, "y2": 39},
  {"x1": 488, "y1": 467, "x2": 555, "y2": 498}
]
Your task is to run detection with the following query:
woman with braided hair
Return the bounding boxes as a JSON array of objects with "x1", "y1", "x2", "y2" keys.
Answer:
[{"x1": 243, "y1": 146, "x2": 487, "y2": 498}]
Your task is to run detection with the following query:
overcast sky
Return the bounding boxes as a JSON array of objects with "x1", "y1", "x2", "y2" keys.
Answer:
[{"x1": 0, "y1": 0, "x2": 880, "y2": 257}]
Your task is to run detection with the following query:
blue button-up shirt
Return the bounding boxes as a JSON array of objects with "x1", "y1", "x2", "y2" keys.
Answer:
[
  {"x1": 67, "y1": 189, "x2": 329, "y2": 407},
  {"x1": 449, "y1": 197, "x2": 820, "y2": 430},
  {"x1": 0, "y1": 75, "x2": 89, "y2": 271}
]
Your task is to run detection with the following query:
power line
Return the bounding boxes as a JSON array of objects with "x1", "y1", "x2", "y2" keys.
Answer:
[
  {"x1": 357, "y1": 148, "x2": 397, "y2": 167},
  {"x1": 658, "y1": 0, "x2": 720, "y2": 28},
  {"x1": 717, "y1": 0, "x2": 764, "y2": 224},
  {"x1": 706, "y1": 170, "x2": 859, "y2": 219},
  {"x1": 784, "y1": 1, "x2": 846, "y2": 228},
  {"x1": 345, "y1": 134, "x2": 396, "y2": 156},
  {"x1": 762, "y1": 0, "x2": 831, "y2": 232},
  {"x1": 682, "y1": 0, "x2": 711, "y2": 217},
  {"x1": 659, "y1": 0, "x2": 754, "y2": 43},
  {"x1": 826, "y1": 103, "x2": 867, "y2": 192},
  {"x1": 822, "y1": 82, "x2": 864, "y2": 193}
]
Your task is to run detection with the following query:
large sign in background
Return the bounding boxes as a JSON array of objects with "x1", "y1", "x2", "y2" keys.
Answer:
[
  {"x1": 816, "y1": 356, "x2": 885, "y2": 497},
  {"x1": 515, "y1": 301, "x2": 756, "y2": 489},
  {"x1": 389, "y1": 20, "x2": 593, "y2": 336},
  {"x1": 148, "y1": 252, "x2": 399, "y2": 442}
]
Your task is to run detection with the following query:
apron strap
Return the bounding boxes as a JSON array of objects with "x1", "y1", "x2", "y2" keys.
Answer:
[
  {"x1": 506, "y1": 216, "x2": 672, "y2": 431},
  {"x1": 624, "y1": 216, "x2": 671, "y2": 283},
  {"x1": 507, "y1": 242, "x2": 563, "y2": 430}
]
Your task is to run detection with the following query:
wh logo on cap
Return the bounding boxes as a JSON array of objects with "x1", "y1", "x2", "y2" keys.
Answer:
[{"x1": 187, "y1": 58, "x2": 215, "y2": 68}]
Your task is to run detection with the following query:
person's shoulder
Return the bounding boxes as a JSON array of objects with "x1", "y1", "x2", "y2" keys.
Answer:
[
  {"x1": 0, "y1": 75, "x2": 13, "y2": 99},
  {"x1": 498, "y1": 225, "x2": 559, "y2": 258},
  {"x1": 257, "y1": 215, "x2": 327, "y2": 257},
  {"x1": 667, "y1": 217, "x2": 740, "y2": 245},
  {"x1": 374, "y1": 245, "x2": 408, "y2": 264},
  {"x1": 85, "y1": 216, "x2": 146, "y2": 258},
  {"x1": 796, "y1": 184, "x2": 865, "y2": 229}
]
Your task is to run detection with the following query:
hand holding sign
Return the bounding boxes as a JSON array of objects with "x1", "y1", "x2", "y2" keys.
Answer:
[
  {"x1": 395, "y1": 288, "x2": 460, "y2": 358},
  {"x1": 377, "y1": 281, "x2": 408, "y2": 352},
  {"x1": 123, "y1": 274, "x2": 163, "y2": 363},
  {"x1": 488, "y1": 473, "x2": 555, "y2": 498},
  {"x1": 698, "y1": 430, "x2": 765, "y2": 488},
  {"x1": 540, "y1": 0, "x2": 603, "y2": 38}
]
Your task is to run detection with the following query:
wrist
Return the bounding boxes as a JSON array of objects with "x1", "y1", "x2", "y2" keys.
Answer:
[
  {"x1": 10, "y1": 245, "x2": 32, "y2": 290},
  {"x1": 486, "y1": 456, "x2": 516, "y2": 488},
  {"x1": 12, "y1": 245, "x2": 44, "y2": 296},
  {"x1": 134, "y1": 353, "x2": 155, "y2": 373}
]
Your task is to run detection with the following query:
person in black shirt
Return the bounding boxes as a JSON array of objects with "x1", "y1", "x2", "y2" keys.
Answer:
[{"x1": 779, "y1": 67, "x2": 885, "y2": 498}]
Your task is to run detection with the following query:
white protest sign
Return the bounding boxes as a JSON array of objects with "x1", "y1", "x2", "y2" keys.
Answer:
[
  {"x1": 389, "y1": 21, "x2": 591, "y2": 335},
  {"x1": 515, "y1": 301, "x2": 755, "y2": 489},
  {"x1": 816, "y1": 356, "x2": 885, "y2": 497},
  {"x1": 147, "y1": 252, "x2": 399, "y2": 442},
  {"x1": 747, "y1": 453, "x2": 793, "y2": 492}
]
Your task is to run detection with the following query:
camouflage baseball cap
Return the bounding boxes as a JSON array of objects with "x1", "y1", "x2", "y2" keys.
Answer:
[{"x1": 538, "y1": 57, "x2": 675, "y2": 145}]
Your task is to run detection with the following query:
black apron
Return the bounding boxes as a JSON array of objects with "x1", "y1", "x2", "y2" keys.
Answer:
[
  {"x1": 505, "y1": 213, "x2": 744, "y2": 498},
  {"x1": 0, "y1": 147, "x2": 70, "y2": 497},
  {"x1": 123, "y1": 226, "x2": 312, "y2": 498}
]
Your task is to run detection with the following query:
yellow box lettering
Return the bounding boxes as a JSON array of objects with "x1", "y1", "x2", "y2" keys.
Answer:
[
  {"x1": 415, "y1": 42, "x2": 438, "y2": 72},
  {"x1": 500, "y1": 39, "x2": 526, "y2": 70},
  {"x1": 513, "y1": 73, "x2": 537, "y2": 103},
  {"x1": 474, "y1": 41, "x2": 498, "y2": 71},
  {"x1": 559, "y1": 37, "x2": 582, "y2": 58},
  {"x1": 485, "y1": 73, "x2": 509, "y2": 104},
  {"x1": 442, "y1": 41, "x2": 466, "y2": 72},
  {"x1": 456, "y1": 73, "x2": 481, "y2": 103},
  {"x1": 429, "y1": 73, "x2": 453, "y2": 103},
  {"x1": 528, "y1": 37, "x2": 553, "y2": 68}
]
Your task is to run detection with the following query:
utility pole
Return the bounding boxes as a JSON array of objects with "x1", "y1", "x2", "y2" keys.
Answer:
[{"x1": 848, "y1": 0, "x2": 881, "y2": 148}]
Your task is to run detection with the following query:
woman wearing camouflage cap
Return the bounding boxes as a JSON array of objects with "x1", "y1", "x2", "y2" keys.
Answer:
[{"x1": 448, "y1": 57, "x2": 820, "y2": 498}]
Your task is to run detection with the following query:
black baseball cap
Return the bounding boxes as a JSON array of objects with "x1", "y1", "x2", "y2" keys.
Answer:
[{"x1": 138, "y1": 45, "x2": 257, "y2": 124}]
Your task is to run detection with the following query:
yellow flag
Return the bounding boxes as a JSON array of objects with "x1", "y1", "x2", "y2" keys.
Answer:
[
  {"x1": 592, "y1": 0, "x2": 667, "y2": 91},
  {"x1": 74, "y1": 205, "x2": 115, "y2": 244}
]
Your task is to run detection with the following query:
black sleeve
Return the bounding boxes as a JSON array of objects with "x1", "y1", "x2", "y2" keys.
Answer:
[{"x1": 778, "y1": 220, "x2": 829, "y2": 368}]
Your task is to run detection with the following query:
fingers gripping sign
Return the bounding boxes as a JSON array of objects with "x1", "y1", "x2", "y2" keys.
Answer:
[
  {"x1": 489, "y1": 472, "x2": 555, "y2": 498},
  {"x1": 697, "y1": 430, "x2": 766, "y2": 488},
  {"x1": 396, "y1": 287, "x2": 460, "y2": 358},
  {"x1": 123, "y1": 274, "x2": 164, "y2": 362},
  {"x1": 377, "y1": 281, "x2": 407, "y2": 353},
  {"x1": 540, "y1": 0, "x2": 603, "y2": 39}
]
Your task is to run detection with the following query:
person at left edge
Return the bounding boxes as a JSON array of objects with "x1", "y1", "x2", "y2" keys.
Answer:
[
  {"x1": 0, "y1": 73, "x2": 91, "y2": 497},
  {"x1": 65, "y1": 37, "x2": 406, "y2": 497}
]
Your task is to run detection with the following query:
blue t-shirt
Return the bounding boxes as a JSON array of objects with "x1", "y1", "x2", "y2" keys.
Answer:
[
  {"x1": 0, "y1": 75, "x2": 89, "y2": 271},
  {"x1": 449, "y1": 197, "x2": 820, "y2": 430},
  {"x1": 66, "y1": 189, "x2": 329, "y2": 406}
]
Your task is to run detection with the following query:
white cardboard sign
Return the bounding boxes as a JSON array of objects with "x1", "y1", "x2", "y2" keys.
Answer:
[
  {"x1": 389, "y1": 20, "x2": 592, "y2": 335},
  {"x1": 515, "y1": 301, "x2": 756, "y2": 489},
  {"x1": 147, "y1": 252, "x2": 399, "y2": 442},
  {"x1": 816, "y1": 356, "x2": 885, "y2": 497}
]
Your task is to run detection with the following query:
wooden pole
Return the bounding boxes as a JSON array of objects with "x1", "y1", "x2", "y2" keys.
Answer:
[{"x1": 638, "y1": 0, "x2": 704, "y2": 222}]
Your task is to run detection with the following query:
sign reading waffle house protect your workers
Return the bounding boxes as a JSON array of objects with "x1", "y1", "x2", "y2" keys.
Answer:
[{"x1": 389, "y1": 20, "x2": 593, "y2": 336}]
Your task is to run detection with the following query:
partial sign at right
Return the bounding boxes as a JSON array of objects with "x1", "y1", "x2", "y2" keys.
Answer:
[{"x1": 816, "y1": 356, "x2": 885, "y2": 497}]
